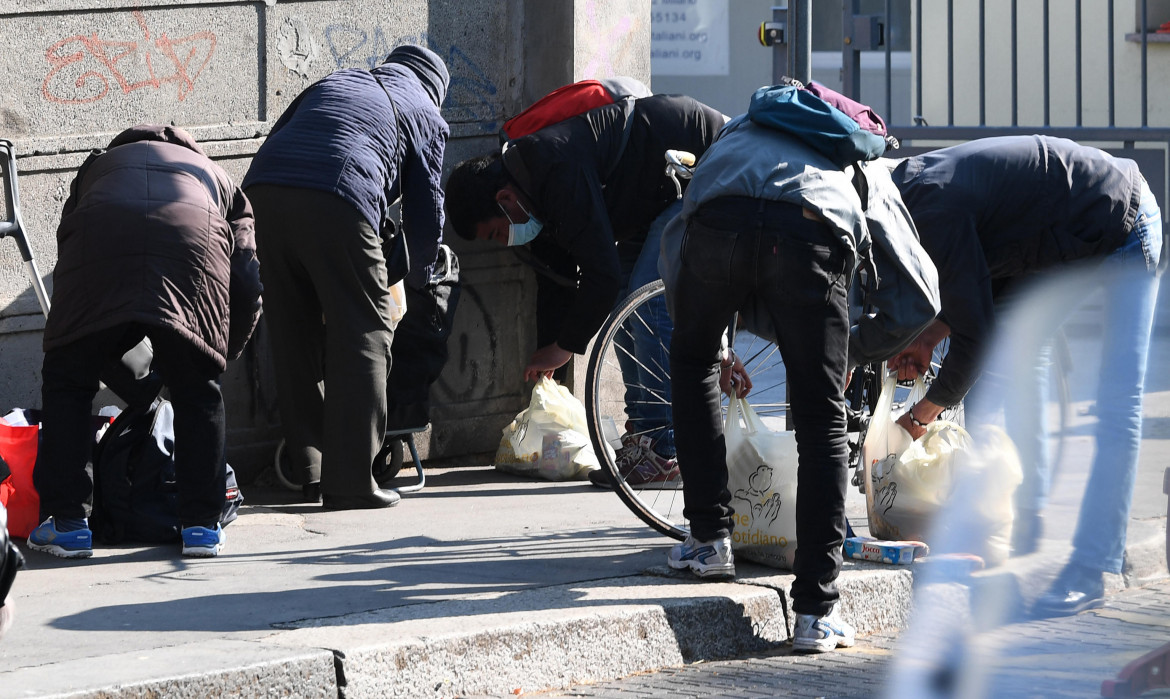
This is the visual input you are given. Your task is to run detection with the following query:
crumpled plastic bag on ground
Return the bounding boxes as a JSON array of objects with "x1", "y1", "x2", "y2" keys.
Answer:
[
  {"x1": 494, "y1": 377, "x2": 600, "y2": 481},
  {"x1": 863, "y1": 371, "x2": 1022, "y2": 567}
]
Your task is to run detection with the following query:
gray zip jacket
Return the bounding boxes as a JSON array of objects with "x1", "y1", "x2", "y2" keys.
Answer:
[{"x1": 660, "y1": 115, "x2": 940, "y2": 369}]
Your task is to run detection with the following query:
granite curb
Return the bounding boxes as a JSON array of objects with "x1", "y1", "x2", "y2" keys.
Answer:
[{"x1": 14, "y1": 562, "x2": 914, "y2": 699}]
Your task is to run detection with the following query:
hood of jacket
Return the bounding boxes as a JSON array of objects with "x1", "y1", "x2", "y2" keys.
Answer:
[
  {"x1": 107, "y1": 124, "x2": 207, "y2": 156},
  {"x1": 384, "y1": 45, "x2": 449, "y2": 108}
]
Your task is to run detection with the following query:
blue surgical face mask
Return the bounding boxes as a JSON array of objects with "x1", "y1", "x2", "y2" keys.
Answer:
[{"x1": 499, "y1": 201, "x2": 543, "y2": 246}]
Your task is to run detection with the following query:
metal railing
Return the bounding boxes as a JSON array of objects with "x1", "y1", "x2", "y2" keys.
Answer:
[{"x1": 838, "y1": 0, "x2": 1168, "y2": 215}]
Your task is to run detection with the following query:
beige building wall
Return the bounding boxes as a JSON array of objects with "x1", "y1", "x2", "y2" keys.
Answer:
[{"x1": 916, "y1": 0, "x2": 1170, "y2": 128}]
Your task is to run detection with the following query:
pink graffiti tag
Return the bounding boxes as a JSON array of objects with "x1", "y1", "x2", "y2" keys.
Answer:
[{"x1": 42, "y1": 11, "x2": 216, "y2": 104}]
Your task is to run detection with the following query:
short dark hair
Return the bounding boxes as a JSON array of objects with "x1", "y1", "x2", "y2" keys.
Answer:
[{"x1": 445, "y1": 151, "x2": 509, "y2": 241}]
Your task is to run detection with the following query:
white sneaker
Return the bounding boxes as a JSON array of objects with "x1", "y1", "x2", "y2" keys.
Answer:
[
  {"x1": 792, "y1": 604, "x2": 856, "y2": 653},
  {"x1": 667, "y1": 535, "x2": 735, "y2": 579}
]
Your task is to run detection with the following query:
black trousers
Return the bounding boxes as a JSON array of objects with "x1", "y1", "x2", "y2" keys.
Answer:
[
  {"x1": 670, "y1": 197, "x2": 851, "y2": 617},
  {"x1": 34, "y1": 324, "x2": 226, "y2": 528},
  {"x1": 245, "y1": 185, "x2": 392, "y2": 498}
]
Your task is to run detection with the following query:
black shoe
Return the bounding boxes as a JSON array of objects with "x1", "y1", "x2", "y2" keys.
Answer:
[
  {"x1": 302, "y1": 482, "x2": 322, "y2": 504},
  {"x1": 322, "y1": 489, "x2": 402, "y2": 510},
  {"x1": 1011, "y1": 509, "x2": 1043, "y2": 556},
  {"x1": 588, "y1": 468, "x2": 614, "y2": 489},
  {"x1": 1032, "y1": 562, "x2": 1104, "y2": 618}
]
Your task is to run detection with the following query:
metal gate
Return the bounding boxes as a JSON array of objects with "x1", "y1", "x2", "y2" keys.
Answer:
[{"x1": 765, "y1": 0, "x2": 1169, "y2": 216}]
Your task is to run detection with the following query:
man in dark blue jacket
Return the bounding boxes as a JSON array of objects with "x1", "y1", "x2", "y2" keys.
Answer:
[
  {"x1": 886, "y1": 135, "x2": 1163, "y2": 617},
  {"x1": 243, "y1": 45, "x2": 450, "y2": 510}
]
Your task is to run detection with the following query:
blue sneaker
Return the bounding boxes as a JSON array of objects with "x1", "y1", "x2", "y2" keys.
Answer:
[
  {"x1": 667, "y1": 534, "x2": 735, "y2": 579},
  {"x1": 27, "y1": 518, "x2": 93, "y2": 559},
  {"x1": 793, "y1": 605, "x2": 856, "y2": 653},
  {"x1": 181, "y1": 524, "x2": 224, "y2": 558}
]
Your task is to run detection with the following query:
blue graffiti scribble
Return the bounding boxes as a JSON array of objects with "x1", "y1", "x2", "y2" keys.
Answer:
[{"x1": 323, "y1": 25, "x2": 499, "y2": 131}]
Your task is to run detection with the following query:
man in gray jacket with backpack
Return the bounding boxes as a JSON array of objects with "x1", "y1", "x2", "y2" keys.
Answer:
[{"x1": 660, "y1": 84, "x2": 939, "y2": 652}]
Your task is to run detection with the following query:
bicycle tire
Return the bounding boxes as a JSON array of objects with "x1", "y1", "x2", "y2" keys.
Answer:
[{"x1": 585, "y1": 280, "x2": 791, "y2": 540}]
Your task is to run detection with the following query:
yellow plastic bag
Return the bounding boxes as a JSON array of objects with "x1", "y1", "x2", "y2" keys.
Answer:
[
  {"x1": 494, "y1": 377, "x2": 600, "y2": 481},
  {"x1": 724, "y1": 397, "x2": 799, "y2": 569}
]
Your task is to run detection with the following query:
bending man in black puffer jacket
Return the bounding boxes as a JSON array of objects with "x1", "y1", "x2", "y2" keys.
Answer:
[{"x1": 445, "y1": 92, "x2": 727, "y2": 488}]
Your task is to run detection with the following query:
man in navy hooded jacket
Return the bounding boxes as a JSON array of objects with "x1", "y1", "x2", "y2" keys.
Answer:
[{"x1": 243, "y1": 44, "x2": 450, "y2": 510}]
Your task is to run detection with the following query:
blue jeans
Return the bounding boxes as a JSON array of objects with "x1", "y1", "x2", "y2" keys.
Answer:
[
  {"x1": 613, "y1": 200, "x2": 680, "y2": 456},
  {"x1": 1071, "y1": 182, "x2": 1162, "y2": 573},
  {"x1": 997, "y1": 179, "x2": 1162, "y2": 573}
]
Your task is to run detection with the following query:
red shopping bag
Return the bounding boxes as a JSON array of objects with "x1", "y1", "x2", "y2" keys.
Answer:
[{"x1": 0, "y1": 416, "x2": 41, "y2": 539}]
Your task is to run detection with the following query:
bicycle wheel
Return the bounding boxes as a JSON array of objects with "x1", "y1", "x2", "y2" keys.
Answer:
[{"x1": 585, "y1": 280, "x2": 791, "y2": 540}]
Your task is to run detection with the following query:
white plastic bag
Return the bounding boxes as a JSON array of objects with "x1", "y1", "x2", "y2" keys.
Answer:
[
  {"x1": 955, "y1": 425, "x2": 1022, "y2": 567},
  {"x1": 494, "y1": 377, "x2": 600, "y2": 481},
  {"x1": 863, "y1": 371, "x2": 968, "y2": 542},
  {"x1": 724, "y1": 397, "x2": 799, "y2": 569}
]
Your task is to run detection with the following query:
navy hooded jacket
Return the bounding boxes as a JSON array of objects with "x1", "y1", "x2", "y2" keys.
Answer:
[{"x1": 243, "y1": 45, "x2": 450, "y2": 288}]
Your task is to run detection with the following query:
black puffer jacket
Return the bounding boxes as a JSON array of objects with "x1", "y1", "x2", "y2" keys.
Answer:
[
  {"x1": 502, "y1": 94, "x2": 726, "y2": 353},
  {"x1": 242, "y1": 46, "x2": 450, "y2": 289},
  {"x1": 44, "y1": 125, "x2": 262, "y2": 371},
  {"x1": 891, "y1": 134, "x2": 1143, "y2": 407}
]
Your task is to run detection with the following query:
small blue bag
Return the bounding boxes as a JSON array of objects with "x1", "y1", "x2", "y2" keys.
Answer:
[{"x1": 747, "y1": 85, "x2": 889, "y2": 168}]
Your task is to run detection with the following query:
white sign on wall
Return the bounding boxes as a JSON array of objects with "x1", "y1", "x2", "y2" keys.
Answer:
[{"x1": 650, "y1": 0, "x2": 730, "y2": 76}]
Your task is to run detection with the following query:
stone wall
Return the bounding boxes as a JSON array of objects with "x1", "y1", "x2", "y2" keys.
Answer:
[{"x1": 0, "y1": 0, "x2": 651, "y2": 482}]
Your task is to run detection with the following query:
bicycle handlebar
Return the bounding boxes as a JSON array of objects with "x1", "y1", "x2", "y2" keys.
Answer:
[
  {"x1": 664, "y1": 149, "x2": 696, "y2": 200},
  {"x1": 665, "y1": 149, "x2": 696, "y2": 168}
]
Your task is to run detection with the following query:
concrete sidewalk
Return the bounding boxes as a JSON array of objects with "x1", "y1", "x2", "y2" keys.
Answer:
[
  {"x1": 0, "y1": 461, "x2": 912, "y2": 699},
  {"x1": 2, "y1": 305, "x2": 1168, "y2": 699},
  {"x1": 1, "y1": 445, "x2": 1165, "y2": 699}
]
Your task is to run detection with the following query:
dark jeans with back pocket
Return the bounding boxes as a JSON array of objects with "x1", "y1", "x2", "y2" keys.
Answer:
[
  {"x1": 669, "y1": 196, "x2": 852, "y2": 617},
  {"x1": 35, "y1": 324, "x2": 226, "y2": 529}
]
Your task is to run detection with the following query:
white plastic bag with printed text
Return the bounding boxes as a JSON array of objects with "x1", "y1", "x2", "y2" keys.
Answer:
[{"x1": 724, "y1": 397, "x2": 799, "y2": 569}]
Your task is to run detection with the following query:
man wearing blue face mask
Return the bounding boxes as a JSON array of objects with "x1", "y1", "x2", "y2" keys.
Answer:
[
  {"x1": 498, "y1": 196, "x2": 543, "y2": 246},
  {"x1": 446, "y1": 92, "x2": 727, "y2": 486}
]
